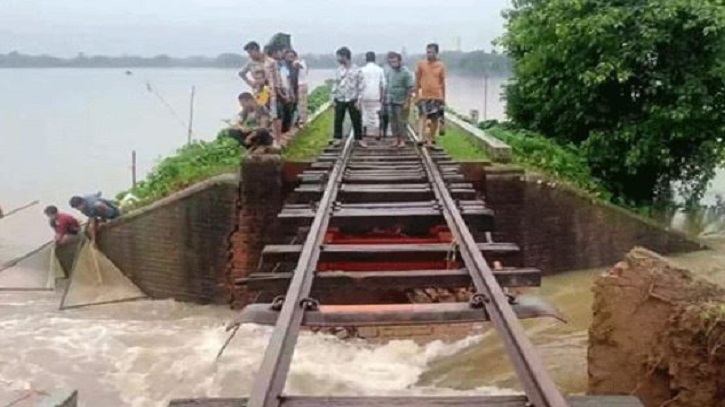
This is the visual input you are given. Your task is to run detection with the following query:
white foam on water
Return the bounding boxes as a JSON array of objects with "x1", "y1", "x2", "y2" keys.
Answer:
[{"x1": 0, "y1": 292, "x2": 516, "y2": 407}]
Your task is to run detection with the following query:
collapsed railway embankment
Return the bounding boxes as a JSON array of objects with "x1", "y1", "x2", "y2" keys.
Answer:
[{"x1": 74, "y1": 108, "x2": 718, "y2": 405}]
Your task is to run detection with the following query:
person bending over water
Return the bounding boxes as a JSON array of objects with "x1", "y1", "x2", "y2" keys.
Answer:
[
  {"x1": 69, "y1": 193, "x2": 121, "y2": 242},
  {"x1": 44, "y1": 205, "x2": 80, "y2": 245},
  {"x1": 69, "y1": 193, "x2": 121, "y2": 223}
]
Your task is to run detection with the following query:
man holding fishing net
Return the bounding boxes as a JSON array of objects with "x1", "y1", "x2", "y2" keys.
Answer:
[
  {"x1": 44, "y1": 205, "x2": 81, "y2": 245},
  {"x1": 69, "y1": 193, "x2": 121, "y2": 242}
]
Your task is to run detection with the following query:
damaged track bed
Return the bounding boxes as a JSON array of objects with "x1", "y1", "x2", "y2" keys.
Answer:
[{"x1": 172, "y1": 135, "x2": 642, "y2": 407}]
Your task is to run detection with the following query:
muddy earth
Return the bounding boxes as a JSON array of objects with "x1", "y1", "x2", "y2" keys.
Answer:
[{"x1": 589, "y1": 247, "x2": 725, "y2": 407}]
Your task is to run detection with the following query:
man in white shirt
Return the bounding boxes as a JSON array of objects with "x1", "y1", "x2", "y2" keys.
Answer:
[{"x1": 360, "y1": 52, "x2": 386, "y2": 138}]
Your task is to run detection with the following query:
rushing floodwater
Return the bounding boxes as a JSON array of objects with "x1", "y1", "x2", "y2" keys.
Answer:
[
  {"x1": 2, "y1": 68, "x2": 724, "y2": 406},
  {"x1": 3, "y1": 244, "x2": 724, "y2": 406}
]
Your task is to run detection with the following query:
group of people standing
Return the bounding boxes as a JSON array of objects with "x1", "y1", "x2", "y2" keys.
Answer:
[
  {"x1": 229, "y1": 41, "x2": 309, "y2": 151},
  {"x1": 37, "y1": 44, "x2": 446, "y2": 246},
  {"x1": 229, "y1": 41, "x2": 446, "y2": 151},
  {"x1": 332, "y1": 43, "x2": 446, "y2": 148}
]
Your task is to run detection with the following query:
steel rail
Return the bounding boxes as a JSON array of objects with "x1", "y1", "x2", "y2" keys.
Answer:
[
  {"x1": 413, "y1": 139, "x2": 569, "y2": 407},
  {"x1": 247, "y1": 135, "x2": 355, "y2": 407}
]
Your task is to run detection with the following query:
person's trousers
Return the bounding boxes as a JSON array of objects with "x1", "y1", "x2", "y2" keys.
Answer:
[
  {"x1": 333, "y1": 99, "x2": 363, "y2": 140},
  {"x1": 379, "y1": 108, "x2": 389, "y2": 137},
  {"x1": 280, "y1": 102, "x2": 296, "y2": 133},
  {"x1": 388, "y1": 104, "x2": 406, "y2": 138},
  {"x1": 297, "y1": 84, "x2": 309, "y2": 123},
  {"x1": 361, "y1": 99, "x2": 381, "y2": 137}
]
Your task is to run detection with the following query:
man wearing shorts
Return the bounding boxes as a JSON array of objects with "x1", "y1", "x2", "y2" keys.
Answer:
[{"x1": 415, "y1": 43, "x2": 446, "y2": 146}]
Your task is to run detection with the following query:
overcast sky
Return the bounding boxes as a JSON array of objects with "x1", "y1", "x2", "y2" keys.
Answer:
[{"x1": 0, "y1": 0, "x2": 510, "y2": 57}]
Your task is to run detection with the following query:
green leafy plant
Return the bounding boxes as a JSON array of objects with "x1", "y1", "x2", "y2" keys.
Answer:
[
  {"x1": 500, "y1": 0, "x2": 725, "y2": 207},
  {"x1": 117, "y1": 137, "x2": 243, "y2": 207},
  {"x1": 485, "y1": 124, "x2": 607, "y2": 198},
  {"x1": 307, "y1": 82, "x2": 332, "y2": 114}
]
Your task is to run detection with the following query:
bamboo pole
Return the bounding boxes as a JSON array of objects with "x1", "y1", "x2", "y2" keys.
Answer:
[
  {"x1": 483, "y1": 73, "x2": 489, "y2": 121},
  {"x1": 0, "y1": 200, "x2": 40, "y2": 221},
  {"x1": 187, "y1": 86, "x2": 196, "y2": 144},
  {"x1": 131, "y1": 150, "x2": 137, "y2": 188}
]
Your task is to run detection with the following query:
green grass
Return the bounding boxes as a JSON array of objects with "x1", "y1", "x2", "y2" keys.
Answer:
[
  {"x1": 439, "y1": 110, "x2": 611, "y2": 200},
  {"x1": 437, "y1": 124, "x2": 489, "y2": 162},
  {"x1": 444, "y1": 109, "x2": 663, "y2": 215},
  {"x1": 282, "y1": 109, "x2": 333, "y2": 161},
  {"x1": 307, "y1": 82, "x2": 332, "y2": 114}
]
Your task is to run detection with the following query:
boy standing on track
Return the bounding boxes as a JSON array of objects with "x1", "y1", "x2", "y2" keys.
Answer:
[
  {"x1": 331, "y1": 47, "x2": 366, "y2": 148},
  {"x1": 384, "y1": 52, "x2": 415, "y2": 148},
  {"x1": 415, "y1": 43, "x2": 447, "y2": 147}
]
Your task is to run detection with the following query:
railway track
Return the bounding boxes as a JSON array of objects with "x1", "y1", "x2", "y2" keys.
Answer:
[{"x1": 171, "y1": 131, "x2": 643, "y2": 407}]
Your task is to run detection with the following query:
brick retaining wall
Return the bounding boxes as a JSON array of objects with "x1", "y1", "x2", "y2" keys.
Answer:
[
  {"x1": 478, "y1": 166, "x2": 704, "y2": 273},
  {"x1": 90, "y1": 160, "x2": 703, "y2": 308},
  {"x1": 228, "y1": 155, "x2": 284, "y2": 307},
  {"x1": 97, "y1": 174, "x2": 238, "y2": 304}
]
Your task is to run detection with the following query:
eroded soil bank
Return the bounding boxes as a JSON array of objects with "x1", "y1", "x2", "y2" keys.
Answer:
[{"x1": 589, "y1": 247, "x2": 725, "y2": 407}]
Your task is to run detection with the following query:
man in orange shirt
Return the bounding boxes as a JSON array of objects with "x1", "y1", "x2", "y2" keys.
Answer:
[{"x1": 415, "y1": 43, "x2": 446, "y2": 146}]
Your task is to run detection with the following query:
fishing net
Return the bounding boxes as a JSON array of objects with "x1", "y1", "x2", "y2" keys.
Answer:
[
  {"x1": 59, "y1": 240, "x2": 146, "y2": 310},
  {"x1": 0, "y1": 242, "x2": 64, "y2": 291}
]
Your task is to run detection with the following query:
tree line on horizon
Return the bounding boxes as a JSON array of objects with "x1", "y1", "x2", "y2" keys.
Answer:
[{"x1": 0, "y1": 50, "x2": 510, "y2": 76}]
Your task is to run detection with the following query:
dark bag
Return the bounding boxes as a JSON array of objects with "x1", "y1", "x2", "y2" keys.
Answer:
[{"x1": 267, "y1": 33, "x2": 291, "y2": 52}]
